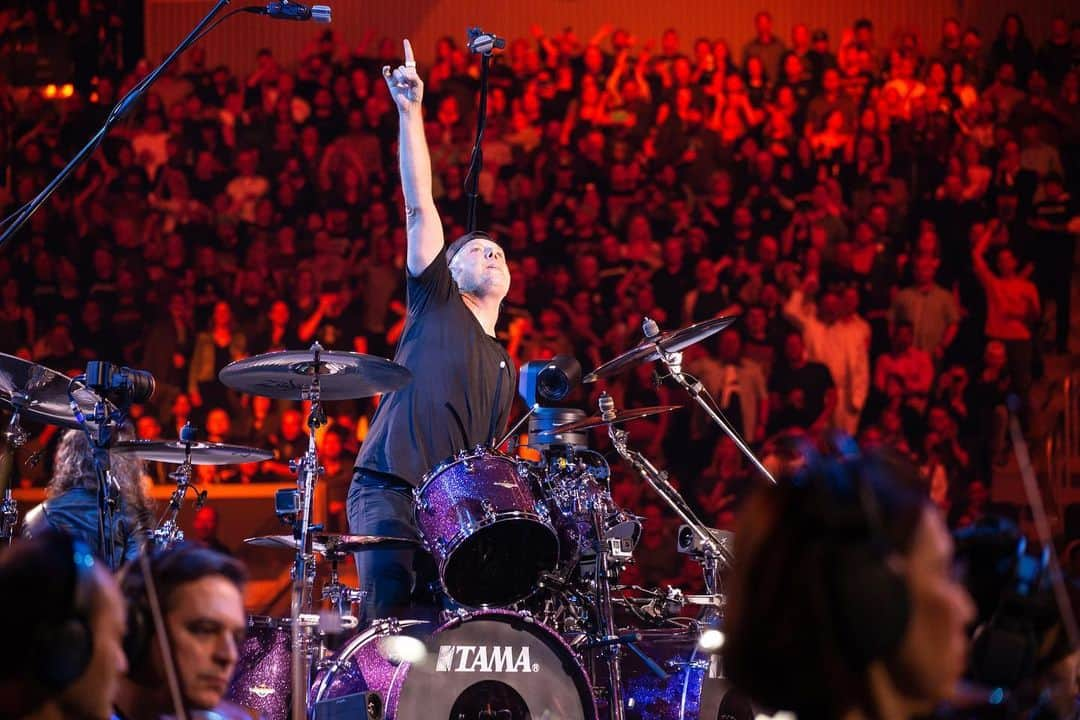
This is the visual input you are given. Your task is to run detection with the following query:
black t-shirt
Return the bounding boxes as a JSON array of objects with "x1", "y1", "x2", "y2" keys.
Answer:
[{"x1": 355, "y1": 253, "x2": 514, "y2": 486}]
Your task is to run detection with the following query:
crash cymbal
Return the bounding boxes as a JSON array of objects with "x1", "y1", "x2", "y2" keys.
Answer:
[
  {"x1": 218, "y1": 345, "x2": 412, "y2": 400},
  {"x1": 111, "y1": 440, "x2": 273, "y2": 465},
  {"x1": 0, "y1": 353, "x2": 114, "y2": 429},
  {"x1": 243, "y1": 533, "x2": 419, "y2": 555},
  {"x1": 550, "y1": 404, "x2": 681, "y2": 434},
  {"x1": 583, "y1": 316, "x2": 737, "y2": 383}
]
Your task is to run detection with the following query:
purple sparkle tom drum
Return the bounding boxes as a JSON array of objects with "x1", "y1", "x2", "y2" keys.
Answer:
[{"x1": 414, "y1": 447, "x2": 559, "y2": 607}]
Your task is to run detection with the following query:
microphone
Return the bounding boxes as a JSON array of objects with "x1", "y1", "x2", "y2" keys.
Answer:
[
  {"x1": 466, "y1": 26, "x2": 505, "y2": 54},
  {"x1": 245, "y1": 1, "x2": 331, "y2": 22}
]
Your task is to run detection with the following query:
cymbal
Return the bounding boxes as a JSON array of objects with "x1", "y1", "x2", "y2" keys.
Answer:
[
  {"x1": 218, "y1": 347, "x2": 412, "y2": 400},
  {"x1": 111, "y1": 440, "x2": 273, "y2": 465},
  {"x1": 583, "y1": 316, "x2": 737, "y2": 383},
  {"x1": 243, "y1": 533, "x2": 419, "y2": 555},
  {"x1": 550, "y1": 405, "x2": 681, "y2": 434},
  {"x1": 0, "y1": 353, "x2": 113, "y2": 429}
]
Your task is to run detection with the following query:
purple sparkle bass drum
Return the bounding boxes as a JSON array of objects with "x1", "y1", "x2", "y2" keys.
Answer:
[
  {"x1": 414, "y1": 447, "x2": 560, "y2": 607},
  {"x1": 308, "y1": 611, "x2": 597, "y2": 719},
  {"x1": 615, "y1": 627, "x2": 756, "y2": 720}
]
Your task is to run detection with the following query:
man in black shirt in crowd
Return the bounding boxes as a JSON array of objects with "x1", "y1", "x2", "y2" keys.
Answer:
[{"x1": 348, "y1": 39, "x2": 514, "y2": 621}]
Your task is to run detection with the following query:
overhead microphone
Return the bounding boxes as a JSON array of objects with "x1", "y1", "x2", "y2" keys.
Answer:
[{"x1": 245, "y1": 1, "x2": 332, "y2": 22}]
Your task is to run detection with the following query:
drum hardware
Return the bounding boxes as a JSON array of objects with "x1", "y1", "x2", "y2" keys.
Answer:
[
  {"x1": 1, "y1": 408, "x2": 26, "y2": 544},
  {"x1": 219, "y1": 342, "x2": 415, "y2": 720},
  {"x1": 597, "y1": 393, "x2": 733, "y2": 596}
]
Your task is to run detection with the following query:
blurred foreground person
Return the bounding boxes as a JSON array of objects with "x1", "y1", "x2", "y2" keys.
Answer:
[
  {"x1": 114, "y1": 544, "x2": 251, "y2": 720},
  {"x1": 724, "y1": 450, "x2": 975, "y2": 719},
  {"x1": 0, "y1": 530, "x2": 128, "y2": 720}
]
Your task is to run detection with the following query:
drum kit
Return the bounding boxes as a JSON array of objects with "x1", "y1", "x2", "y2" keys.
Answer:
[{"x1": 0, "y1": 315, "x2": 767, "y2": 720}]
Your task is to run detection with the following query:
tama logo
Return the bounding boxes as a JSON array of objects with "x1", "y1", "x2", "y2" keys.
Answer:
[{"x1": 435, "y1": 645, "x2": 539, "y2": 673}]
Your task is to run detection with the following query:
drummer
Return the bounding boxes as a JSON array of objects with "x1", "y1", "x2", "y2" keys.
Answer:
[{"x1": 347, "y1": 39, "x2": 514, "y2": 620}]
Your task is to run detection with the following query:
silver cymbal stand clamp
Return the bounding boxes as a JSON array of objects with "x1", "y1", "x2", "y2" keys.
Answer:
[{"x1": 152, "y1": 422, "x2": 207, "y2": 551}]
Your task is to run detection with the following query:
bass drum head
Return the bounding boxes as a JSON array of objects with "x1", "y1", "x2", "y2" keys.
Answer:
[
  {"x1": 311, "y1": 612, "x2": 596, "y2": 720},
  {"x1": 396, "y1": 611, "x2": 596, "y2": 720},
  {"x1": 443, "y1": 518, "x2": 559, "y2": 607}
]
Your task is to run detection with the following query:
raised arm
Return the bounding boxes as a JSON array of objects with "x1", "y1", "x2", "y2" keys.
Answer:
[{"x1": 383, "y1": 39, "x2": 444, "y2": 277}]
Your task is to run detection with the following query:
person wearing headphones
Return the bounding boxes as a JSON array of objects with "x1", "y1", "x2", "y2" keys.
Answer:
[
  {"x1": 723, "y1": 449, "x2": 976, "y2": 719},
  {"x1": 348, "y1": 38, "x2": 514, "y2": 621},
  {"x1": 0, "y1": 530, "x2": 128, "y2": 720},
  {"x1": 114, "y1": 544, "x2": 249, "y2": 720}
]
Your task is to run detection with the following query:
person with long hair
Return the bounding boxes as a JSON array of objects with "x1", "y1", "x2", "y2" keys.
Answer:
[
  {"x1": 724, "y1": 450, "x2": 975, "y2": 719},
  {"x1": 23, "y1": 428, "x2": 154, "y2": 566}
]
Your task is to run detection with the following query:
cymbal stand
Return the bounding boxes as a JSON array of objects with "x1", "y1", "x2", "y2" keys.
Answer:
[
  {"x1": 152, "y1": 423, "x2": 207, "y2": 551},
  {"x1": 641, "y1": 317, "x2": 776, "y2": 486},
  {"x1": 320, "y1": 549, "x2": 365, "y2": 622},
  {"x1": 588, "y1": 499, "x2": 625, "y2": 720},
  {"x1": 291, "y1": 342, "x2": 327, "y2": 720},
  {"x1": 601, "y1": 394, "x2": 732, "y2": 594},
  {"x1": 1, "y1": 408, "x2": 28, "y2": 544},
  {"x1": 67, "y1": 377, "x2": 122, "y2": 569}
]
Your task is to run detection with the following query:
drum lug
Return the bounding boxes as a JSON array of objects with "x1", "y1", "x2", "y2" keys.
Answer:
[
  {"x1": 516, "y1": 462, "x2": 531, "y2": 478},
  {"x1": 414, "y1": 490, "x2": 430, "y2": 514},
  {"x1": 435, "y1": 538, "x2": 449, "y2": 555},
  {"x1": 481, "y1": 498, "x2": 496, "y2": 522},
  {"x1": 533, "y1": 501, "x2": 550, "y2": 522}
]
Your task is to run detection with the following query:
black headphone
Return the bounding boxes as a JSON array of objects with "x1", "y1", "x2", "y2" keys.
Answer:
[
  {"x1": 968, "y1": 535, "x2": 1054, "y2": 687},
  {"x1": 798, "y1": 451, "x2": 913, "y2": 667},
  {"x1": 32, "y1": 536, "x2": 97, "y2": 691}
]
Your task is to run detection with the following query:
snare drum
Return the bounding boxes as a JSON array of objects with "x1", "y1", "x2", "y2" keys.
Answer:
[{"x1": 414, "y1": 447, "x2": 559, "y2": 607}]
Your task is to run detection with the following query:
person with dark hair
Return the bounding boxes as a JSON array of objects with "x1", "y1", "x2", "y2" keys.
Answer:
[
  {"x1": 0, "y1": 530, "x2": 128, "y2": 720},
  {"x1": 23, "y1": 428, "x2": 154, "y2": 567},
  {"x1": 990, "y1": 13, "x2": 1036, "y2": 87},
  {"x1": 723, "y1": 451, "x2": 975, "y2": 719},
  {"x1": 348, "y1": 39, "x2": 514, "y2": 621},
  {"x1": 115, "y1": 543, "x2": 248, "y2": 719}
]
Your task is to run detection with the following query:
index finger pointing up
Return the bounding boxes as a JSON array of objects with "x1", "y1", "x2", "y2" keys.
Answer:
[{"x1": 403, "y1": 38, "x2": 415, "y2": 67}]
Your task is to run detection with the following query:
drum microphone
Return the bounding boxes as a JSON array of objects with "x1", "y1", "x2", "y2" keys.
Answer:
[{"x1": 244, "y1": 1, "x2": 331, "y2": 22}]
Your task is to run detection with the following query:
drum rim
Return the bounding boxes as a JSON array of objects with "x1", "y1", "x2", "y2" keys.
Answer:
[
  {"x1": 416, "y1": 445, "x2": 522, "y2": 492},
  {"x1": 308, "y1": 618, "x2": 430, "y2": 708}
]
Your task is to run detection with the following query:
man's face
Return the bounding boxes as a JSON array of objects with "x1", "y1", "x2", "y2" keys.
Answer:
[
  {"x1": 449, "y1": 238, "x2": 510, "y2": 299},
  {"x1": 157, "y1": 576, "x2": 245, "y2": 710},
  {"x1": 63, "y1": 567, "x2": 128, "y2": 720}
]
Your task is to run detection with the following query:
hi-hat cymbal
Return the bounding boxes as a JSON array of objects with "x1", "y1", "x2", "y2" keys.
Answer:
[
  {"x1": 583, "y1": 316, "x2": 737, "y2": 383},
  {"x1": 244, "y1": 533, "x2": 419, "y2": 555},
  {"x1": 0, "y1": 353, "x2": 113, "y2": 429},
  {"x1": 219, "y1": 346, "x2": 412, "y2": 400},
  {"x1": 111, "y1": 440, "x2": 273, "y2": 465},
  {"x1": 550, "y1": 405, "x2": 681, "y2": 434}
]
